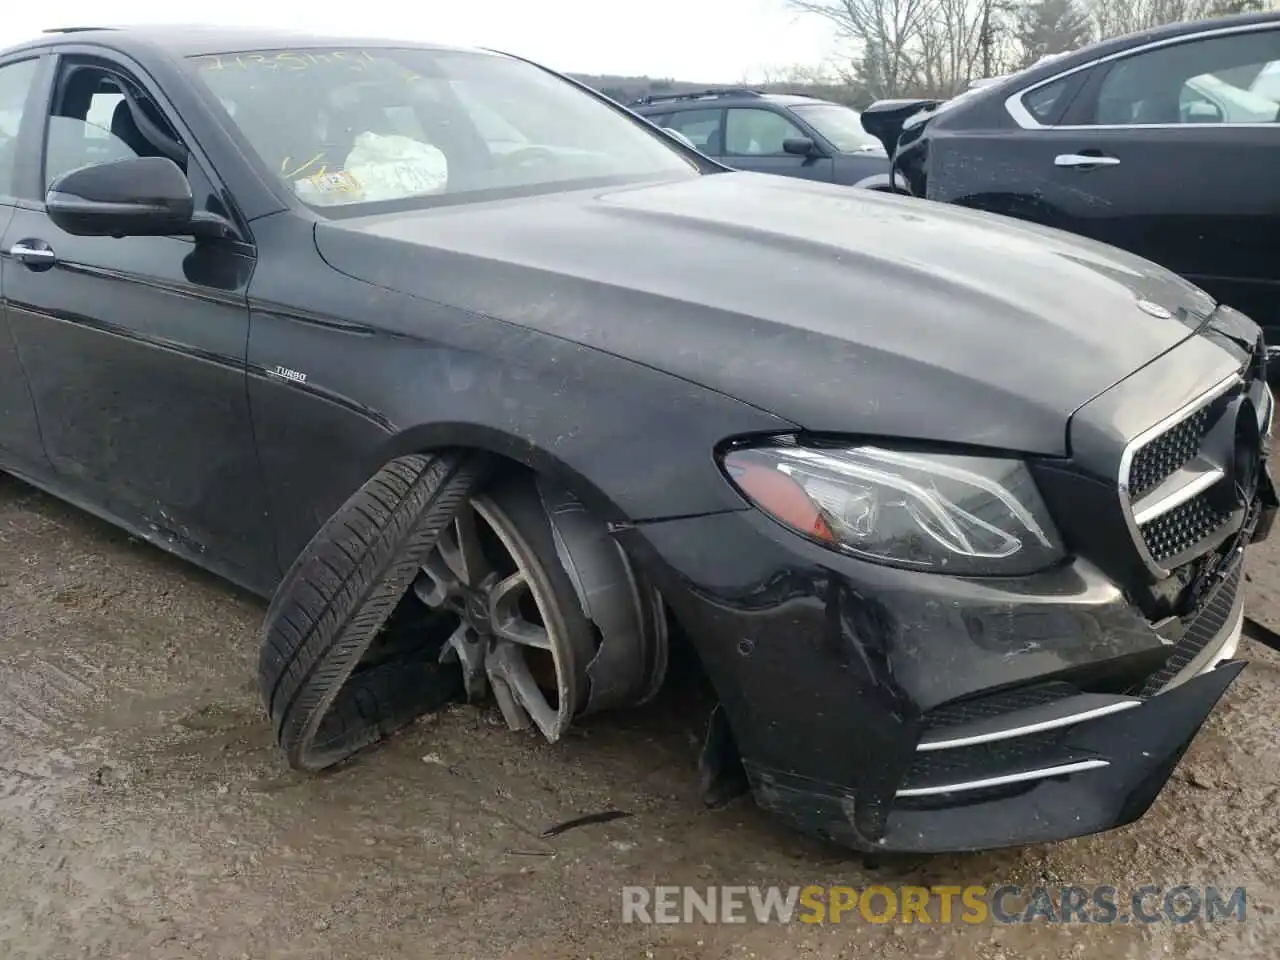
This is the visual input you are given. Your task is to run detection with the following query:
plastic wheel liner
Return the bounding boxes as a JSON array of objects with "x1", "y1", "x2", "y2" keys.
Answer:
[{"x1": 418, "y1": 475, "x2": 669, "y2": 742}]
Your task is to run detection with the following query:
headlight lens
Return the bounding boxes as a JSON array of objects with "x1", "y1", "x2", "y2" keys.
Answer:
[{"x1": 721, "y1": 439, "x2": 1064, "y2": 575}]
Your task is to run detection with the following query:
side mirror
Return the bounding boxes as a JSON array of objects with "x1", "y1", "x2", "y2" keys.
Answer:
[
  {"x1": 46, "y1": 156, "x2": 195, "y2": 238},
  {"x1": 782, "y1": 137, "x2": 818, "y2": 157}
]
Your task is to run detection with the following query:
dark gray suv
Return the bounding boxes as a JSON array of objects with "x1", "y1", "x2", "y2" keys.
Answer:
[{"x1": 631, "y1": 88, "x2": 897, "y2": 190}]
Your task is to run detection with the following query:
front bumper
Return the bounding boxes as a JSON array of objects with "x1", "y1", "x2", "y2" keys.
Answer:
[
  {"x1": 753, "y1": 657, "x2": 1245, "y2": 853},
  {"x1": 619, "y1": 481, "x2": 1267, "y2": 853}
]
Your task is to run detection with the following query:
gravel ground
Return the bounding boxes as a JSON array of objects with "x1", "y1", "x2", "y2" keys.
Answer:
[{"x1": 2, "y1": 469, "x2": 1280, "y2": 959}]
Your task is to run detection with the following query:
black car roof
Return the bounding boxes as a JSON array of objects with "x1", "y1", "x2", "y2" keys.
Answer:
[{"x1": 7, "y1": 24, "x2": 483, "y2": 59}]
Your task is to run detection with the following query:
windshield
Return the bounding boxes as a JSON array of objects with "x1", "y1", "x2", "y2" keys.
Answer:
[
  {"x1": 188, "y1": 47, "x2": 698, "y2": 213},
  {"x1": 788, "y1": 103, "x2": 884, "y2": 153}
]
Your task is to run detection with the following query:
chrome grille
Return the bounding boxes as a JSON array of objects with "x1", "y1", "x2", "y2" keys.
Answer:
[
  {"x1": 1127, "y1": 406, "x2": 1210, "y2": 500},
  {"x1": 1120, "y1": 367, "x2": 1258, "y2": 571},
  {"x1": 1139, "y1": 490, "x2": 1233, "y2": 563}
]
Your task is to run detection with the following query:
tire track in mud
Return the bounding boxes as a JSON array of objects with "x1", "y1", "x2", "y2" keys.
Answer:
[{"x1": 0, "y1": 650, "x2": 101, "y2": 810}]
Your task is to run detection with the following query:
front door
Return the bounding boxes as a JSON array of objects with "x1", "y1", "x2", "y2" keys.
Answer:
[
  {"x1": 0, "y1": 53, "x2": 277, "y2": 590},
  {"x1": 723, "y1": 106, "x2": 834, "y2": 182},
  {"x1": 0, "y1": 54, "x2": 50, "y2": 469}
]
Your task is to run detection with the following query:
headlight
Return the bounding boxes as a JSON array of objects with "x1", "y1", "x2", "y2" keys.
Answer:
[{"x1": 721, "y1": 439, "x2": 1064, "y2": 575}]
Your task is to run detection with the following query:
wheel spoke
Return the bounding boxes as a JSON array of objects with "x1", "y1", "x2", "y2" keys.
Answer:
[
  {"x1": 488, "y1": 571, "x2": 551, "y2": 649},
  {"x1": 415, "y1": 550, "x2": 461, "y2": 607},
  {"x1": 486, "y1": 640, "x2": 562, "y2": 740},
  {"x1": 439, "y1": 505, "x2": 490, "y2": 587},
  {"x1": 439, "y1": 622, "x2": 488, "y2": 700},
  {"x1": 494, "y1": 619, "x2": 552, "y2": 650}
]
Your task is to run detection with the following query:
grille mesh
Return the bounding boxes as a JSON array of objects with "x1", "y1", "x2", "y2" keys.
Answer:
[
  {"x1": 922, "y1": 682, "x2": 1078, "y2": 731},
  {"x1": 901, "y1": 728, "x2": 1066, "y2": 792},
  {"x1": 1139, "y1": 491, "x2": 1233, "y2": 563},
  {"x1": 1128, "y1": 406, "x2": 1211, "y2": 500},
  {"x1": 1138, "y1": 562, "x2": 1241, "y2": 696}
]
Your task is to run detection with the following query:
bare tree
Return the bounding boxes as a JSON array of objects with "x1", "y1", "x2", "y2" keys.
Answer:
[
  {"x1": 788, "y1": 0, "x2": 1276, "y2": 102},
  {"x1": 918, "y1": 0, "x2": 987, "y2": 91},
  {"x1": 746, "y1": 63, "x2": 843, "y2": 86},
  {"x1": 1085, "y1": 0, "x2": 1274, "y2": 38},
  {"x1": 788, "y1": 0, "x2": 1028, "y2": 97},
  {"x1": 1013, "y1": 0, "x2": 1094, "y2": 66},
  {"x1": 785, "y1": 0, "x2": 936, "y2": 96}
]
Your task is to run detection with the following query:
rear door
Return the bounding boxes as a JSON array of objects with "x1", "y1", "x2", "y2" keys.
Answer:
[
  {"x1": 723, "y1": 106, "x2": 834, "y2": 181},
  {"x1": 941, "y1": 24, "x2": 1280, "y2": 336}
]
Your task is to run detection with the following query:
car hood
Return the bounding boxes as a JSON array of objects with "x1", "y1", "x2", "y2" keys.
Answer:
[{"x1": 316, "y1": 172, "x2": 1216, "y2": 455}]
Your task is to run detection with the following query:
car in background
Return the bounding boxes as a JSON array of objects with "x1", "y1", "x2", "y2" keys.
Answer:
[
  {"x1": 861, "y1": 11, "x2": 1280, "y2": 347},
  {"x1": 631, "y1": 88, "x2": 899, "y2": 191}
]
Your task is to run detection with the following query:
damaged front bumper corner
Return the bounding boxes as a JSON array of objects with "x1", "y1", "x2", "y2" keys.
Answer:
[
  {"x1": 752, "y1": 657, "x2": 1245, "y2": 854},
  {"x1": 622, "y1": 480, "x2": 1259, "y2": 855}
]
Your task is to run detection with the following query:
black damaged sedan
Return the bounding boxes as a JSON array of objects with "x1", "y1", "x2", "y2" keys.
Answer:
[{"x1": 0, "y1": 25, "x2": 1274, "y2": 854}]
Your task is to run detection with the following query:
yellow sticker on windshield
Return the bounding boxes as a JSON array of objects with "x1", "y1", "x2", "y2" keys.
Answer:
[{"x1": 301, "y1": 170, "x2": 364, "y2": 195}]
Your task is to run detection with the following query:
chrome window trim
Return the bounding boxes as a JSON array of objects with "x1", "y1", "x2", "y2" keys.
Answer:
[
  {"x1": 1117, "y1": 372, "x2": 1241, "y2": 576},
  {"x1": 1004, "y1": 20, "x2": 1280, "y2": 131}
]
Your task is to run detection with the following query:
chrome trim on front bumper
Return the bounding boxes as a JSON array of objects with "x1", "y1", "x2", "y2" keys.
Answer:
[
  {"x1": 895, "y1": 759, "x2": 1110, "y2": 798},
  {"x1": 916, "y1": 694, "x2": 1141, "y2": 752},
  {"x1": 901, "y1": 586, "x2": 1244, "y2": 799}
]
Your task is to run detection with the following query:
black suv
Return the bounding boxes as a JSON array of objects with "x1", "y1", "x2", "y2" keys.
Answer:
[{"x1": 631, "y1": 88, "x2": 896, "y2": 190}]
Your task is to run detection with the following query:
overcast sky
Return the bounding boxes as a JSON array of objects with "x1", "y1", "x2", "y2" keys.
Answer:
[{"x1": 0, "y1": 2, "x2": 841, "y2": 82}]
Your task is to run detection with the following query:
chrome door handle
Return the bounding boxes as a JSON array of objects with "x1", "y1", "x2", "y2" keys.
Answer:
[
  {"x1": 7, "y1": 241, "x2": 57, "y2": 265},
  {"x1": 1054, "y1": 153, "x2": 1121, "y2": 168}
]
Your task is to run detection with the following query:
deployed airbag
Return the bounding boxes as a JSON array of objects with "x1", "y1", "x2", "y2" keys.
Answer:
[{"x1": 294, "y1": 132, "x2": 448, "y2": 205}]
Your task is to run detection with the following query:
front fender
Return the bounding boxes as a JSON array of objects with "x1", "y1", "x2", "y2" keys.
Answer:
[{"x1": 244, "y1": 214, "x2": 793, "y2": 571}]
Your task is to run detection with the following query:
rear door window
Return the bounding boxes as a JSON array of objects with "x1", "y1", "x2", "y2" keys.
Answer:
[
  {"x1": 1023, "y1": 78, "x2": 1071, "y2": 123},
  {"x1": 1013, "y1": 68, "x2": 1091, "y2": 126}
]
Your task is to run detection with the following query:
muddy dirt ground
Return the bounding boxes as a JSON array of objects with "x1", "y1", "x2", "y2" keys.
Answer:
[{"x1": 2, "y1": 471, "x2": 1280, "y2": 959}]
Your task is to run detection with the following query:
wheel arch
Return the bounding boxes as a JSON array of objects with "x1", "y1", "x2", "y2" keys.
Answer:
[{"x1": 373, "y1": 420, "x2": 633, "y2": 528}]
